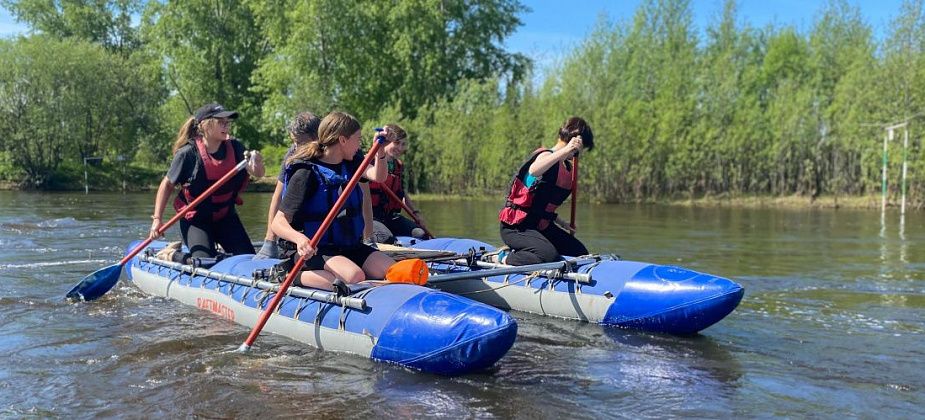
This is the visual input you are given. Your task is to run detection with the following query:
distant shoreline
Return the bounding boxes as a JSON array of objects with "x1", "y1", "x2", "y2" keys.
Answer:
[
  {"x1": 399, "y1": 193, "x2": 911, "y2": 211},
  {"x1": 0, "y1": 180, "x2": 914, "y2": 211}
]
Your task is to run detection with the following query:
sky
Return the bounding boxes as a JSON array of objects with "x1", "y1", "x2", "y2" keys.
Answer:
[
  {"x1": 0, "y1": 0, "x2": 909, "y2": 75},
  {"x1": 505, "y1": 0, "x2": 906, "y2": 75}
]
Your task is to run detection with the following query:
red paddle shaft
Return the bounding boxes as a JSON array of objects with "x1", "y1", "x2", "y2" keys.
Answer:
[
  {"x1": 569, "y1": 155, "x2": 579, "y2": 232},
  {"x1": 119, "y1": 154, "x2": 250, "y2": 267},
  {"x1": 378, "y1": 184, "x2": 434, "y2": 239},
  {"x1": 239, "y1": 139, "x2": 385, "y2": 351}
]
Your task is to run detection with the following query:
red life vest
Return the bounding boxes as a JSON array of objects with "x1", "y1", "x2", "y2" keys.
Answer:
[
  {"x1": 369, "y1": 159, "x2": 404, "y2": 217},
  {"x1": 498, "y1": 148, "x2": 573, "y2": 230},
  {"x1": 173, "y1": 138, "x2": 249, "y2": 221}
]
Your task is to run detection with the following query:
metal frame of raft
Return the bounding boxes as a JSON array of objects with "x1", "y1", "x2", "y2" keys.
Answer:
[
  {"x1": 137, "y1": 254, "x2": 367, "y2": 310},
  {"x1": 402, "y1": 237, "x2": 745, "y2": 334},
  {"x1": 126, "y1": 242, "x2": 518, "y2": 375},
  {"x1": 432, "y1": 257, "x2": 596, "y2": 284}
]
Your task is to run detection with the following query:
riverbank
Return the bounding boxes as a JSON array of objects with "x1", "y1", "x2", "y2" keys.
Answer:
[
  {"x1": 0, "y1": 179, "x2": 916, "y2": 210},
  {"x1": 664, "y1": 194, "x2": 892, "y2": 210},
  {"x1": 409, "y1": 192, "x2": 915, "y2": 211},
  {"x1": 0, "y1": 176, "x2": 280, "y2": 193}
]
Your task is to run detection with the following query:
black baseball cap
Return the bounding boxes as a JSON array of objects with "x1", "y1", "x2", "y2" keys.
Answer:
[{"x1": 194, "y1": 103, "x2": 239, "y2": 123}]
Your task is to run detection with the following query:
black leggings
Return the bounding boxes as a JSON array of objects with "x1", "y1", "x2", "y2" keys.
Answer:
[
  {"x1": 377, "y1": 213, "x2": 419, "y2": 237},
  {"x1": 180, "y1": 212, "x2": 255, "y2": 258},
  {"x1": 500, "y1": 223, "x2": 588, "y2": 266}
]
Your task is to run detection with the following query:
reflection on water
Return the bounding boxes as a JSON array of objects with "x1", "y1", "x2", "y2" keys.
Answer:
[{"x1": 0, "y1": 191, "x2": 923, "y2": 417}]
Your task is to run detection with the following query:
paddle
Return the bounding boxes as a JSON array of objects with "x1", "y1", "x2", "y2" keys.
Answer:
[
  {"x1": 416, "y1": 256, "x2": 598, "y2": 284},
  {"x1": 237, "y1": 132, "x2": 386, "y2": 352},
  {"x1": 66, "y1": 152, "x2": 253, "y2": 302},
  {"x1": 569, "y1": 155, "x2": 579, "y2": 232},
  {"x1": 377, "y1": 183, "x2": 434, "y2": 239}
]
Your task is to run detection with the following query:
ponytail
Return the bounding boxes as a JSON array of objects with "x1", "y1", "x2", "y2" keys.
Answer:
[
  {"x1": 172, "y1": 117, "x2": 199, "y2": 153},
  {"x1": 287, "y1": 111, "x2": 360, "y2": 165},
  {"x1": 287, "y1": 141, "x2": 325, "y2": 166}
]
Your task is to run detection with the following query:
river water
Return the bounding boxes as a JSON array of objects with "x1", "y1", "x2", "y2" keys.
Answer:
[{"x1": 1, "y1": 191, "x2": 922, "y2": 418}]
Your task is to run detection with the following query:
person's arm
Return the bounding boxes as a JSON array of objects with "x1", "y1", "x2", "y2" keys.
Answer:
[
  {"x1": 364, "y1": 152, "x2": 388, "y2": 182},
  {"x1": 271, "y1": 211, "x2": 314, "y2": 257},
  {"x1": 402, "y1": 195, "x2": 426, "y2": 227},
  {"x1": 360, "y1": 183, "x2": 374, "y2": 240},
  {"x1": 264, "y1": 181, "x2": 284, "y2": 241},
  {"x1": 272, "y1": 169, "x2": 317, "y2": 257},
  {"x1": 149, "y1": 177, "x2": 175, "y2": 239},
  {"x1": 527, "y1": 136, "x2": 583, "y2": 177},
  {"x1": 554, "y1": 215, "x2": 576, "y2": 235},
  {"x1": 246, "y1": 151, "x2": 265, "y2": 178},
  {"x1": 149, "y1": 149, "x2": 192, "y2": 239},
  {"x1": 363, "y1": 129, "x2": 389, "y2": 182}
]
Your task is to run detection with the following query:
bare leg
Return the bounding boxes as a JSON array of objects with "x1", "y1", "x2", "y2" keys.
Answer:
[
  {"x1": 297, "y1": 256, "x2": 365, "y2": 290},
  {"x1": 322, "y1": 255, "x2": 366, "y2": 284},
  {"x1": 362, "y1": 251, "x2": 396, "y2": 279},
  {"x1": 297, "y1": 269, "x2": 336, "y2": 290}
]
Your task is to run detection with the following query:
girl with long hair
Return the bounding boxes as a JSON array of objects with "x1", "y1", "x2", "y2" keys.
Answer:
[
  {"x1": 149, "y1": 103, "x2": 265, "y2": 260},
  {"x1": 271, "y1": 112, "x2": 394, "y2": 291}
]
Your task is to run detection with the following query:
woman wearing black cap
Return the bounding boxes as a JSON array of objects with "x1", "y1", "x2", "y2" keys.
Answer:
[
  {"x1": 489, "y1": 116, "x2": 594, "y2": 266},
  {"x1": 148, "y1": 103, "x2": 265, "y2": 261}
]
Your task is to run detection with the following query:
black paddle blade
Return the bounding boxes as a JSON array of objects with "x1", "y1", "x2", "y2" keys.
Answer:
[{"x1": 66, "y1": 264, "x2": 123, "y2": 301}]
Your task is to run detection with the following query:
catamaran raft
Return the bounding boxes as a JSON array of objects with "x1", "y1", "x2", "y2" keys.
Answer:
[
  {"x1": 397, "y1": 237, "x2": 744, "y2": 335},
  {"x1": 125, "y1": 241, "x2": 517, "y2": 376},
  {"x1": 120, "y1": 235, "x2": 743, "y2": 374}
]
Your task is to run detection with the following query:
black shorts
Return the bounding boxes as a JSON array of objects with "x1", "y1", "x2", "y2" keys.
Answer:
[{"x1": 301, "y1": 244, "x2": 378, "y2": 271}]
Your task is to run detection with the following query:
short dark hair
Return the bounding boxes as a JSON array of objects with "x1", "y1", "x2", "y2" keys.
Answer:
[
  {"x1": 558, "y1": 116, "x2": 594, "y2": 151},
  {"x1": 287, "y1": 112, "x2": 321, "y2": 141}
]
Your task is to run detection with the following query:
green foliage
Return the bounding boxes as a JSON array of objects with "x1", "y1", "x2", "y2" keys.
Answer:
[
  {"x1": 396, "y1": 0, "x2": 925, "y2": 207},
  {"x1": 0, "y1": 150, "x2": 22, "y2": 181},
  {"x1": 249, "y1": 0, "x2": 529, "y2": 133},
  {"x1": 140, "y1": 0, "x2": 267, "y2": 148},
  {"x1": 1, "y1": 0, "x2": 142, "y2": 53},
  {"x1": 0, "y1": 36, "x2": 164, "y2": 187},
  {"x1": 260, "y1": 143, "x2": 291, "y2": 179},
  {"x1": 44, "y1": 159, "x2": 161, "y2": 190},
  {"x1": 1, "y1": 0, "x2": 924, "y2": 207}
]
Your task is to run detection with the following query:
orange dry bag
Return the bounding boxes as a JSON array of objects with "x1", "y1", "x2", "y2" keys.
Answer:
[{"x1": 384, "y1": 258, "x2": 429, "y2": 285}]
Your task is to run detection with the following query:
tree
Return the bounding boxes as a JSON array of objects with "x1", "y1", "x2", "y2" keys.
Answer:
[
  {"x1": 1, "y1": 0, "x2": 142, "y2": 54},
  {"x1": 251, "y1": 0, "x2": 530, "y2": 140},
  {"x1": 0, "y1": 36, "x2": 162, "y2": 187},
  {"x1": 141, "y1": 0, "x2": 267, "y2": 148}
]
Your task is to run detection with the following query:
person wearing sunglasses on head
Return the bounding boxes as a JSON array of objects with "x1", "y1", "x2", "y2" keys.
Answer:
[{"x1": 149, "y1": 103, "x2": 265, "y2": 263}]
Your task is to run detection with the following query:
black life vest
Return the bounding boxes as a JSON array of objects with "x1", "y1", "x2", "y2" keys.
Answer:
[
  {"x1": 173, "y1": 138, "x2": 248, "y2": 221},
  {"x1": 498, "y1": 148, "x2": 573, "y2": 230}
]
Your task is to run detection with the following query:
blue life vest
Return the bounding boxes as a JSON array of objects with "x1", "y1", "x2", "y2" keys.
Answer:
[{"x1": 283, "y1": 159, "x2": 365, "y2": 247}]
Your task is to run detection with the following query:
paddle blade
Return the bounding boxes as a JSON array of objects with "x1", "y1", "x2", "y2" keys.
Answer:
[{"x1": 66, "y1": 264, "x2": 123, "y2": 301}]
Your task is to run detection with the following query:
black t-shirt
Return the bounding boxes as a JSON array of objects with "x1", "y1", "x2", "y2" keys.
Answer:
[
  {"x1": 166, "y1": 138, "x2": 247, "y2": 186},
  {"x1": 279, "y1": 150, "x2": 369, "y2": 229},
  {"x1": 277, "y1": 144, "x2": 296, "y2": 183}
]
